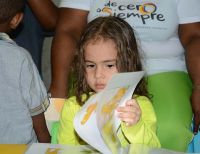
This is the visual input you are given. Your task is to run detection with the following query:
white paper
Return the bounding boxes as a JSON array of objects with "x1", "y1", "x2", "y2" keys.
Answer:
[
  {"x1": 25, "y1": 143, "x2": 98, "y2": 154},
  {"x1": 74, "y1": 71, "x2": 144, "y2": 153},
  {"x1": 25, "y1": 143, "x2": 191, "y2": 154}
]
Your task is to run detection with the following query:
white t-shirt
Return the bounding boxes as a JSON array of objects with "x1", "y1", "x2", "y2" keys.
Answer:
[{"x1": 60, "y1": 0, "x2": 200, "y2": 75}]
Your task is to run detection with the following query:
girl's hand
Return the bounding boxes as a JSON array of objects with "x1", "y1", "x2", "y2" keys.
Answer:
[{"x1": 116, "y1": 99, "x2": 141, "y2": 127}]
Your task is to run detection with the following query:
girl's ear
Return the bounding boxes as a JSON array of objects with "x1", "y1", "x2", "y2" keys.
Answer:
[{"x1": 9, "y1": 13, "x2": 24, "y2": 29}]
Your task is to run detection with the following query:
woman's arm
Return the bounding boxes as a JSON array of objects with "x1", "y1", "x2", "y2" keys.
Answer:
[
  {"x1": 179, "y1": 22, "x2": 200, "y2": 134},
  {"x1": 49, "y1": 8, "x2": 88, "y2": 98},
  {"x1": 27, "y1": 0, "x2": 58, "y2": 30}
]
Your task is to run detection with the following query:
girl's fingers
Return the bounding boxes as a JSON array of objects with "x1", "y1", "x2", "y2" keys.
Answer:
[
  {"x1": 117, "y1": 101, "x2": 140, "y2": 113},
  {"x1": 120, "y1": 116, "x2": 140, "y2": 126},
  {"x1": 126, "y1": 99, "x2": 140, "y2": 110},
  {"x1": 117, "y1": 111, "x2": 140, "y2": 121},
  {"x1": 117, "y1": 106, "x2": 135, "y2": 113},
  {"x1": 126, "y1": 99, "x2": 136, "y2": 106},
  {"x1": 116, "y1": 99, "x2": 141, "y2": 126}
]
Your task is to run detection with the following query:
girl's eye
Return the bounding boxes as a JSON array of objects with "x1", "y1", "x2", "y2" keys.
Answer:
[
  {"x1": 86, "y1": 63, "x2": 95, "y2": 68},
  {"x1": 107, "y1": 64, "x2": 114, "y2": 68},
  {"x1": 106, "y1": 63, "x2": 116, "y2": 68}
]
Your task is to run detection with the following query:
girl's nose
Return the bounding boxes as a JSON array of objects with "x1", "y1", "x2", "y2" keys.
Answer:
[{"x1": 95, "y1": 66, "x2": 105, "y2": 79}]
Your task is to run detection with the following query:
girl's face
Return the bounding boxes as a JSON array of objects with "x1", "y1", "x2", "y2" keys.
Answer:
[{"x1": 84, "y1": 39, "x2": 118, "y2": 92}]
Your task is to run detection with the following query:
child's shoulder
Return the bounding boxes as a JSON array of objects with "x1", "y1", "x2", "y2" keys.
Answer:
[
  {"x1": 65, "y1": 96, "x2": 80, "y2": 107},
  {"x1": 66, "y1": 94, "x2": 89, "y2": 106},
  {"x1": 62, "y1": 96, "x2": 82, "y2": 114},
  {"x1": 0, "y1": 38, "x2": 31, "y2": 60},
  {"x1": 66, "y1": 95, "x2": 77, "y2": 102},
  {"x1": 63, "y1": 94, "x2": 89, "y2": 111}
]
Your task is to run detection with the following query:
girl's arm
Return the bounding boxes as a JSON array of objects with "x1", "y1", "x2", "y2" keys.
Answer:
[
  {"x1": 118, "y1": 96, "x2": 161, "y2": 148},
  {"x1": 32, "y1": 113, "x2": 51, "y2": 143},
  {"x1": 57, "y1": 97, "x2": 82, "y2": 144}
]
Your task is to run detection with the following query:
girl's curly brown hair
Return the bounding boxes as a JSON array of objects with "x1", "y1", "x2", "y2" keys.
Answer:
[{"x1": 74, "y1": 16, "x2": 148, "y2": 105}]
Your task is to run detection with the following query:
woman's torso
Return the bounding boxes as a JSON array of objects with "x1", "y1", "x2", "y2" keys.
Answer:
[{"x1": 60, "y1": 0, "x2": 200, "y2": 74}]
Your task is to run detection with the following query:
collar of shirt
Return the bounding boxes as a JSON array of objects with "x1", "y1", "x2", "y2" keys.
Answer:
[{"x1": 0, "y1": 32, "x2": 15, "y2": 43}]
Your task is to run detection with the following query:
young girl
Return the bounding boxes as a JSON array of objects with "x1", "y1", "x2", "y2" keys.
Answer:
[{"x1": 57, "y1": 16, "x2": 160, "y2": 148}]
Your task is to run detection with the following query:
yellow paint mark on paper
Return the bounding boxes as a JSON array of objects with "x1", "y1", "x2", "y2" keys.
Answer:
[
  {"x1": 45, "y1": 148, "x2": 61, "y2": 154},
  {"x1": 102, "y1": 88, "x2": 127, "y2": 114},
  {"x1": 81, "y1": 103, "x2": 97, "y2": 125}
]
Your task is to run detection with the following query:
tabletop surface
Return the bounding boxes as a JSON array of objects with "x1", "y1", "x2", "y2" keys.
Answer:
[{"x1": 0, "y1": 144, "x2": 27, "y2": 154}]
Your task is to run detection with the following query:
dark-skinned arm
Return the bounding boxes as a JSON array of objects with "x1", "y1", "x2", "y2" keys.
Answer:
[
  {"x1": 179, "y1": 22, "x2": 200, "y2": 134},
  {"x1": 32, "y1": 113, "x2": 51, "y2": 143},
  {"x1": 27, "y1": 0, "x2": 58, "y2": 31},
  {"x1": 49, "y1": 8, "x2": 88, "y2": 98}
]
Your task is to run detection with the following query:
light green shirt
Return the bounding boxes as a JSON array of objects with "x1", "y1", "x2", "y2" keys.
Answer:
[{"x1": 57, "y1": 95, "x2": 160, "y2": 148}]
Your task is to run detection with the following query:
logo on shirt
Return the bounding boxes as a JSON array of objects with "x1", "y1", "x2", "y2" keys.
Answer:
[
  {"x1": 139, "y1": 3, "x2": 156, "y2": 15},
  {"x1": 96, "y1": 1, "x2": 165, "y2": 24}
]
